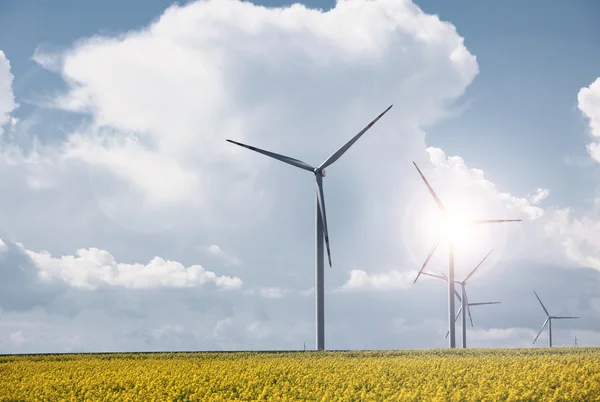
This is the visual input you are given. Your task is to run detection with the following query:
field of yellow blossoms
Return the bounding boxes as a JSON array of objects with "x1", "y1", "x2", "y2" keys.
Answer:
[{"x1": 1, "y1": 348, "x2": 600, "y2": 401}]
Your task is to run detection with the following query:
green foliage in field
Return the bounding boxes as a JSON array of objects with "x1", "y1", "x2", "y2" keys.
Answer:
[{"x1": 1, "y1": 348, "x2": 600, "y2": 401}]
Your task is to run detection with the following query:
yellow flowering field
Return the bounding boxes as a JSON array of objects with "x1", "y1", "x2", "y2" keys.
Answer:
[{"x1": 1, "y1": 348, "x2": 600, "y2": 401}]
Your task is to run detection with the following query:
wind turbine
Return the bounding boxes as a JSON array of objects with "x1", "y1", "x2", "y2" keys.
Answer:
[
  {"x1": 226, "y1": 105, "x2": 393, "y2": 351},
  {"x1": 533, "y1": 290, "x2": 579, "y2": 348},
  {"x1": 422, "y1": 249, "x2": 500, "y2": 348},
  {"x1": 412, "y1": 162, "x2": 521, "y2": 348}
]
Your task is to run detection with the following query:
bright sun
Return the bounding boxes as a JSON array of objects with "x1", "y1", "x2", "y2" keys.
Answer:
[
  {"x1": 404, "y1": 188, "x2": 508, "y2": 270},
  {"x1": 428, "y1": 197, "x2": 480, "y2": 247},
  {"x1": 439, "y1": 214, "x2": 469, "y2": 244}
]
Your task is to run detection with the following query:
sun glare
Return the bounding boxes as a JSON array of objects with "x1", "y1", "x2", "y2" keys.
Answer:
[
  {"x1": 403, "y1": 185, "x2": 512, "y2": 271},
  {"x1": 426, "y1": 198, "x2": 480, "y2": 248},
  {"x1": 439, "y1": 214, "x2": 469, "y2": 244}
]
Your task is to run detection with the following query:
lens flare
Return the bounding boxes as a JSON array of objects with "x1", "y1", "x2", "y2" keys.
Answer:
[
  {"x1": 440, "y1": 214, "x2": 469, "y2": 243},
  {"x1": 402, "y1": 180, "x2": 513, "y2": 271},
  {"x1": 432, "y1": 200, "x2": 477, "y2": 248}
]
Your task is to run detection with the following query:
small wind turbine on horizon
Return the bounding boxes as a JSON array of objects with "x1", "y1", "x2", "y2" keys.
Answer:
[
  {"x1": 533, "y1": 290, "x2": 579, "y2": 348},
  {"x1": 422, "y1": 249, "x2": 500, "y2": 348},
  {"x1": 412, "y1": 162, "x2": 521, "y2": 348},
  {"x1": 226, "y1": 105, "x2": 393, "y2": 351}
]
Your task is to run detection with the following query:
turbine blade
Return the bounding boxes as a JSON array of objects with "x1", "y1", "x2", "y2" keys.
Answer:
[
  {"x1": 445, "y1": 306, "x2": 463, "y2": 339},
  {"x1": 413, "y1": 239, "x2": 441, "y2": 283},
  {"x1": 463, "y1": 249, "x2": 494, "y2": 283},
  {"x1": 468, "y1": 302, "x2": 501, "y2": 306},
  {"x1": 464, "y1": 290, "x2": 474, "y2": 327},
  {"x1": 318, "y1": 105, "x2": 393, "y2": 171},
  {"x1": 421, "y1": 272, "x2": 461, "y2": 302},
  {"x1": 533, "y1": 290, "x2": 550, "y2": 317},
  {"x1": 412, "y1": 162, "x2": 446, "y2": 212},
  {"x1": 226, "y1": 139, "x2": 315, "y2": 172},
  {"x1": 421, "y1": 272, "x2": 448, "y2": 281},
  {"x1": 455, "y1": 289, "x2": 462, "y2": 303},
  {"x1": 469, "y1": 219, "x2": 522, "y2": 224},
  {"x1": 552, "y1": 316, "x2": 579, "y2": 319},
  {"x1": 533, "y1": 317, "x2": 549, "y2": 344},
  {"x1": 316, "y1": 179, "x2": 332, "y2": 268},
  {"x1": 455, "y1": 305, "x2": 462, "y2": 323}
]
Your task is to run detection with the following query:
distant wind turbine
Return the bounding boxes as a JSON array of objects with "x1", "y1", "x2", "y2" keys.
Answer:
[
  {"x1": 227, "y1": 105, "x2": 393, "y2": 350},
  {"x1": 533, "y1": 290, "x2": 579, "y2": 348},
  {"x1": 412, "y1": 162, "x2": 521, "y2": 348},
  {"x1": 422, "y1": 249, "x2": 500, "y2": 348}
]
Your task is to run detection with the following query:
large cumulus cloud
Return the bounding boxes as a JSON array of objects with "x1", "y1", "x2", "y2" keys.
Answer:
[
  {"x1": 578, "y1": 78, "x2": 600, "y2": 162},
  {"x1": 0, "y1": 51, "x2": 18, "y2": 135},
  {"x1": 31, "y1": 0, "x2": 478, "y2": 235}
]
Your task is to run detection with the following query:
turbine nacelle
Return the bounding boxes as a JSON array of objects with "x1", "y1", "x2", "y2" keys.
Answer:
[{"x1": 315, "y1": 168, "x2": 326, "y2": 177}]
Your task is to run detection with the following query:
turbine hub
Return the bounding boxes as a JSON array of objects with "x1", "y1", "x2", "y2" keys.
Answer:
[{"x1": 315, "y1": 169, "x2": 326, "y2": 177}]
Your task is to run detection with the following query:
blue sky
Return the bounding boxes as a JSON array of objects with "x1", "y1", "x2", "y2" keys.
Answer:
[
  {"x1": 415, "y1": 0, "x2": 600, "y2": 207},
  {"x1": 0, "y1": 0, "x2": 599, "y2": 352}
]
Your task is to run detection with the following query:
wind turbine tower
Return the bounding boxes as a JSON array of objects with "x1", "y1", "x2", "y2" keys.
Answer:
[
  {"x1": 227, "y1": 105, "x2": 393, "y2": 350},
  {"x1": 533, "y1": 290, "x2": 579, "y2": 348},
  {"x1": 422, "y1": 249, "x2": 500, "y2": 348},
  {"x1": 412, "y1": 162, "x2": 521, "y2": 348}
]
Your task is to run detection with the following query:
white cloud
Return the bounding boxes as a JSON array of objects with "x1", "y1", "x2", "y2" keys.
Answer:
[
  {"x1": 528, "y1": 188, "x2": 550, "y2": 205},
  {"x1": 578, "y1": 77, "x2": 600, "y2": 161},
  {"x1": 536, "y1": 77, "x2": 600, "y2": 270},
  {"x1": 412, "y1": 147, "x2": 600, "y2": 273},
  {"x1": 404, "y1": 145, "x2": 600, "y2": 275},
  {"x1": 62, "y1": 132, "x2": 200, "y2": 209},
  {"x1": 299, "y1": 288, "x2": 314, "y2": 297},
  {"x1": 259, "y1": 287, "x2": 286, "y2": 298},
  {"x1": 212, "y1": 317, "x2": 233, "y2": 338},
  {"x1": 341, "y1": 269, "x2": 417, "y2": 291},
  {"x1": 397, "y1": 147, "x2": 549, "y2": 275},
  {"x1": 27, "y1": 0, "x2": 478, "y2": 236},
  {"x1": 206, "y1": 244, "x2": 241, "y2": 266},
  {"x1": 0, "y1": 51, "x2": 18, "y2": 135},
  {"x1": 542, "y1": 209, "x2": 600, "y2": 270},
  {"x1": 151, "y1": 324, "x2": 185, "y2": 340},
  {"x1": 23, "y1": 244, "x2": 243, "y2": 290},
  {"x1": 246, "y1": 321, "x2": 271, "y2": 339},
  {"x1": 425, "y1": 147, "x2": 545, "y2": 220}
]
